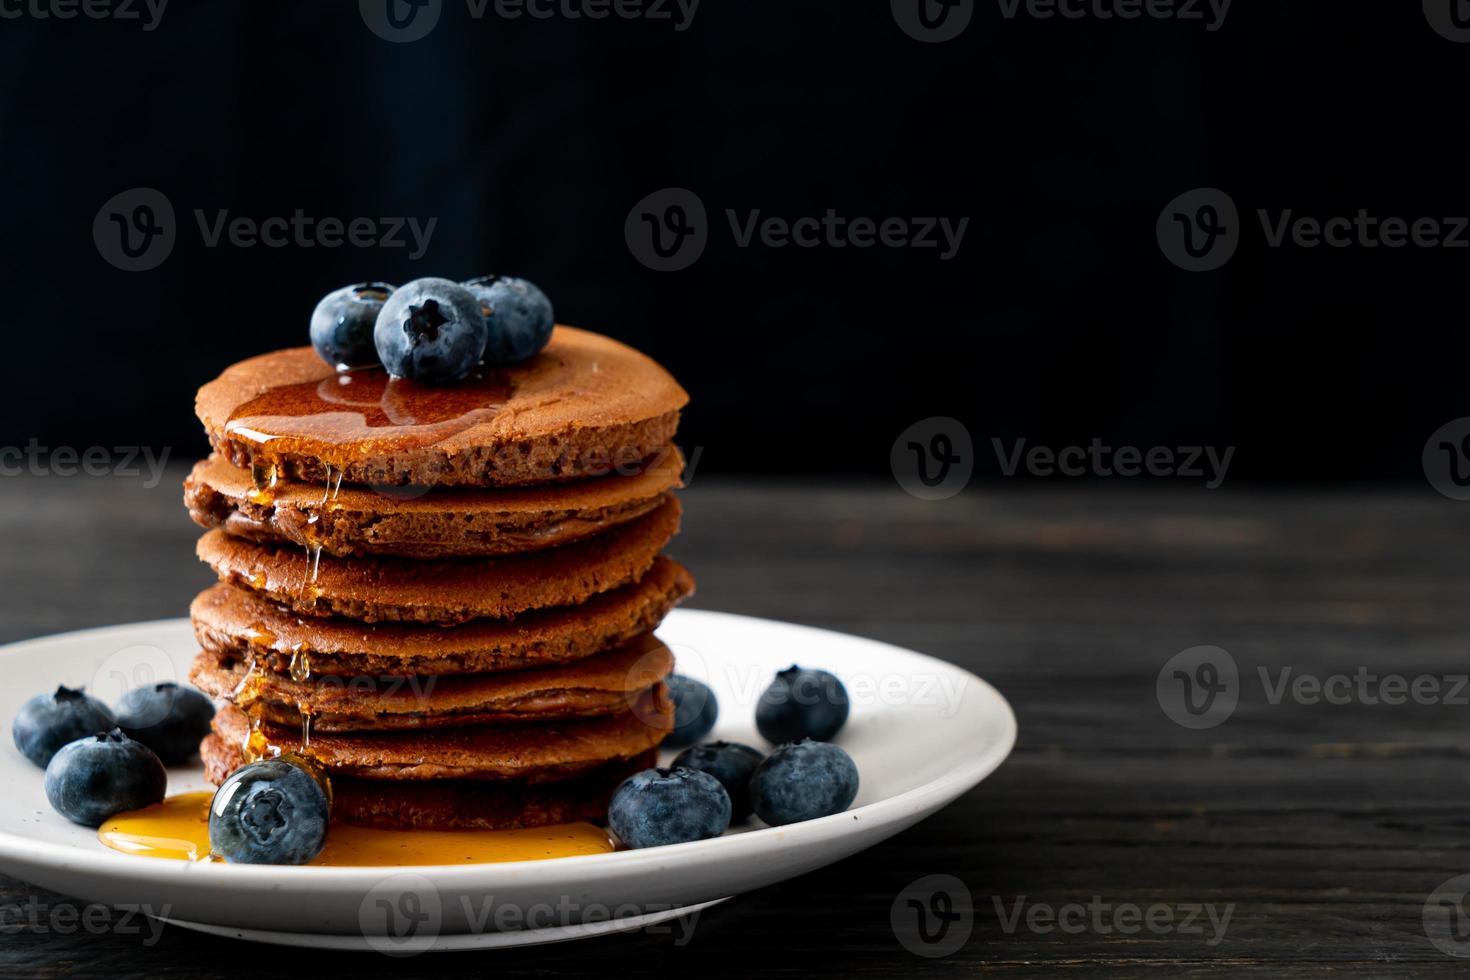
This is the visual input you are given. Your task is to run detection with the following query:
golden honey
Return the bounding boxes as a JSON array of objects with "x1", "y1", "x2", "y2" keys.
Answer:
[
  {"x1": 288, "y1": 646, "x2": 312, "y2": 684},
  {"x1": 98, "y1": 793, "x2": 615, "y2": 866},
  {"x1": 241, "y1": 622, "x2": 277, "y2": 649},
  {"x1": 243, "y1": 718, "x2": 276, "y2": 763},
  {"x1": 223, "y1": 368, "x2": 514, "y2": 469},
  {"x1": 247, "y1": 459, "x2": 278, "y2": 506}
]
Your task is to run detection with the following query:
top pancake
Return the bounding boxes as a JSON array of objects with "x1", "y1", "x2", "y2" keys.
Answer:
[{"x1": 196, "y1": 327, "x2": 689, "y2": 488}]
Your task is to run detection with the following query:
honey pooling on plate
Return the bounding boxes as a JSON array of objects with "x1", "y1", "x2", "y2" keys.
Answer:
[{"x1": 97, "y1": 793, "x2": 615, "y2": 866}]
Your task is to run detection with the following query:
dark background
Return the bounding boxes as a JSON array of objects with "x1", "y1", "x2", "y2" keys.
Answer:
[{"x1": 0, "y1": 0, "x2": 1466, "y2": 481}]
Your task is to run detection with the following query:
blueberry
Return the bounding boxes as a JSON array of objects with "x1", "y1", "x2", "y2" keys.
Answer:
[
  {"x1": 309, "y1": 282, "x2": 394, "y2": 369},
  {"x1": 44, "y1": 729, "x2": 166, "y2": 828},
  {"x1": 755, "y1": 666, "x2": 850, "y2": 744},
  {"x1": 209, "y1": 757, "x2": 330, "y2": 865},
  {"x1": 665, "y1": 674, "x2": 718, "y2": 747},
  {"x1": 12, "y1": 686, "x2": 116, "y2": 768},
  {"x1": 116, "y1": 683, "x2": 216, "y2": 766},
  {"x1": 373, "y1": 277, "x2": 487, "y2": 384},
  {"x1": 750, "y1": 739, "x2": 859, "y2": 826},
  {"x1": 608, "y1": 767, "x2": 730, "y2": 849},
  {"x1": 671, "y1": 741, "x2": 765, "y2": 821},
  {"x1": 462, "y1": 276, "x2": 554, "y2": 364}
]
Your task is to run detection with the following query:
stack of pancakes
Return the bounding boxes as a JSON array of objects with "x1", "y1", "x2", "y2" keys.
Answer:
[{"x1": 182, "y1": 327, "x2": 693, "y2": 830}]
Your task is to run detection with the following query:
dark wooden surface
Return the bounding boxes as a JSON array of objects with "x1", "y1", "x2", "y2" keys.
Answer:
[{"x1": 3, "y1": 469, "x2": 1470, "y2": 977}]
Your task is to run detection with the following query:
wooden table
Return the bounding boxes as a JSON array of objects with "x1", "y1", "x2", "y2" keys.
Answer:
[{"x1": 2, "y1": 470, "x2": 1467, "y2": 977}]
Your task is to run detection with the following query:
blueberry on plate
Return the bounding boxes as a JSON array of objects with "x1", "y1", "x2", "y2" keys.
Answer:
[
  {"x1": 671, "y1": 741, "x2": 765, "y2": 821},
  {"x1": 462, "y1": 276, "x2": 554, "y2": 364},
  {"x1": 749, "y1": 739, "x2": 859, "y2": 827},
  {"x1": 608, "y1": 767, "x2": 731, "y2": 849},
  {"x1": 116, "y1": 682, "x2": 216, "y2": 766},
  {"x1": 209, "y1": 756, "x2": 330, "y2": 865},
  {"x1": 44, "y1": 729, "x2": 166, "y2": 828},
  {"x1": 755, "y1": 666, "x2": 850, "y2": 744},
  {"x1": 664, "y1": 674, "x2": 718, "y2": 747},
  {"x1": 373, "y1": 277, "x2": 487, "y2": 384},
  {"x1": 13, "y1": 686, "x2": 116, "y2": 768},
  {"x1": 309, "y1": 282, "x2": 394, "y2": 369}
]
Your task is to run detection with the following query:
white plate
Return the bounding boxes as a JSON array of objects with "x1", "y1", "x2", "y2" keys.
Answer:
[
  {"x1": 0, "y1": 609, "x2": 1016, "y2": 943},
  {"x1": 161, "y1": 898, "x2": 730, "y2": 952}
]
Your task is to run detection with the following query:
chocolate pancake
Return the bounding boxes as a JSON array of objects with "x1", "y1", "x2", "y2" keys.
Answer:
[
  {"x1": 196, "y1": 328, "x2": 689, "y2": 488},
  {"x1": 183, "y1": 447, "x2": 683, "y2": 559},
  {"x1": 201, "y1": 738, "x2": 657, "y2": 830},
  {"x1": 190, "y1": 633, "x2": 674, "y2": 731},
  {"x1": 210, "y1": 690, "x2": 670, "y2": 781},
  {"x1": 195, "y1": 496, "x2": 680, "y2": 624},
  {"x1": 189, "y1": 557, "x2": 693, "y2": 676}
]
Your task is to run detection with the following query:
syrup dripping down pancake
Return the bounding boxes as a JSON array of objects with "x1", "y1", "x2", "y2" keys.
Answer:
[
  {"x1": 196, "y1": 496, "x2": 681, "y2": 624},
  {"x1": 208, "y1": 688, "x2": 671, "y2": 781},
  {"x1": 201, "y1": 738, "x2": 657, "y2": 831},
  {"x1": 184, "y1": 447, "x2": 683, "y2": 559},
  {"x1": 190, "y1": 633, "x2": 674, "y2": 731},
  {"x1": 189, "y1": 557, "x2": 693, "y2": 676}
]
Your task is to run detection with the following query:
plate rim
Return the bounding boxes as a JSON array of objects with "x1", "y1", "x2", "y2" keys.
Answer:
[
  {"x1": 160, "y1": 897, "x2": 732, "y2": 951},
  {"x1": 0, "y1": 608, "x2": 1017, "y2": 888}
]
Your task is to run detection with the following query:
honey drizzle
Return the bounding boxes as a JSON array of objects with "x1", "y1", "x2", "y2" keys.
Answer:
[
  {"x1": 306, "y1": 464, "x2": 345, "y2": 538},
  {"x1": 231, "y1": 654, "x2": 264, "y2": 704},
  {"x1": 243, "y1": 714, "x2": 280, "y2": 763},
  {"x1": 248, "y1": 460, "x2": 279, "y2": 506},
  {"x1": 289, "y1": 645, "x2": 312, "y2": 683},
  {"x1": 223, "y1": 367, "x2": 514, "y2": 473},
  {"x1": 301, "y1": 542, "x2": 323, "y2": 612},
  {"x1": 241, "y1": 622, "x2": 276, "y2": 651},
  {"x1": 233, "y1": 653, "x2": 272, "y2": 763},
  {"x1": 238, "y1": 471, "x2": 326, "y2": 759},
  {"x1": 231, "y1": 648, "x2": 317, "y2": 760},
  {"x1": 323, "y1": 464, "x2": 344, "y2": 505},
  {"x1": 296, "y1": 456, "x2": 327, "y2": 622},
  {"x1": 97, "y1": 793, "x2": 617, "y2": 866},
  {"x1": 289, "y1": 644, "x2": 314, "y2": 748}
]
